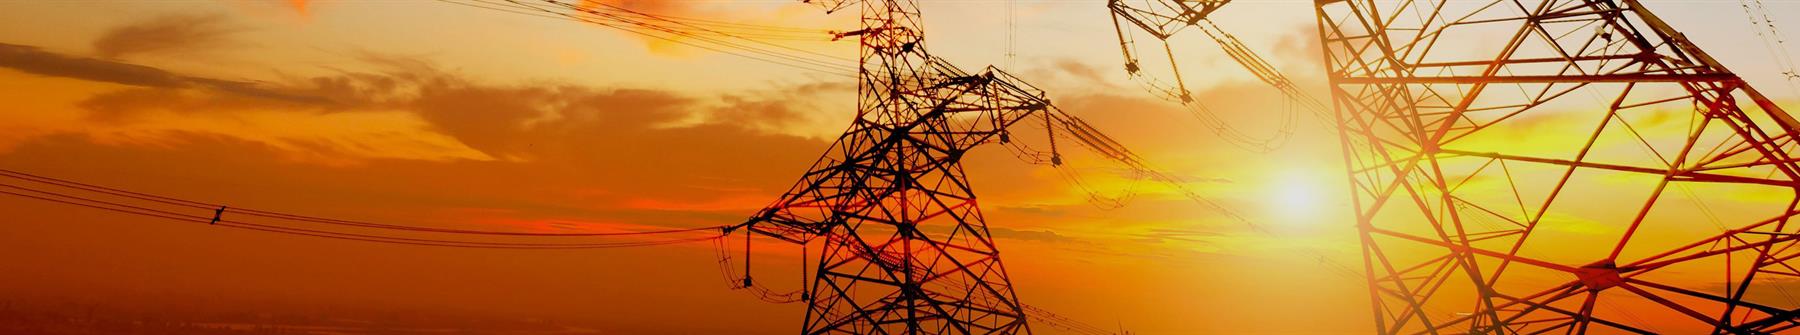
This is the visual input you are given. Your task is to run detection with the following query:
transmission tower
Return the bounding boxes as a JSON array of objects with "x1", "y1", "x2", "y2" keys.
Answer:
[
  {"x1": 1313, "y1": 0, "x2": 1800, "y2": 333},
  {"x1": 728, "y1": 0, "x2": 1142, "y2": 334}
]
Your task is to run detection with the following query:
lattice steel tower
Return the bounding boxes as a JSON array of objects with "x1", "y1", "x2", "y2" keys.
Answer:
[
  {"x1": 731, "y1": 0, "x2": 1128, "y2": 333},
  {"x1": 1315, "y1": 0, "x2": 1800, "y2": 333}
]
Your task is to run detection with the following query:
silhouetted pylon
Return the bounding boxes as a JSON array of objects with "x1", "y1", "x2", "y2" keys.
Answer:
[{"x1": 731, "y1": 0, "x2": 1136, "y2": 334}]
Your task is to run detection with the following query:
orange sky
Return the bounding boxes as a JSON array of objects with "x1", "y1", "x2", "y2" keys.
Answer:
[{"x1": 2, "y1": 1, "x2": 1799, "y2": 334}]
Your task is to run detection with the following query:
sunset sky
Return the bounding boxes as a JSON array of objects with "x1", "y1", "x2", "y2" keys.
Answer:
[{"x1": 2, "y1": 0, "x2": 1799, "y2": 334}]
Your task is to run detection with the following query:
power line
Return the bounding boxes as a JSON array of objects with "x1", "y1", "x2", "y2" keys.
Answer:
[
  {"x1": 1738, "y1": 0, "x2": 1800, "y2": 97},
  {"x1": 434, "y1": 0, "x2": 857, "y2": 78},
  {"x1": 0, "y1": 169, "x2": 717, "y2": 237},
  {"x1": 1109, "y1": 0, "x2": 1325, "y2": 153},
  {"x1": 0, "y1": 169, "x2": 725, "y2": 249}
]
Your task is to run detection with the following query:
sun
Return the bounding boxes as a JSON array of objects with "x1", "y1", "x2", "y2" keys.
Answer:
[{"x1": 1267, "y1": 170, "x2": 1327, "y2": 223}]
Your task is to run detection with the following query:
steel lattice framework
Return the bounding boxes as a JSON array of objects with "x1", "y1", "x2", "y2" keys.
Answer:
[
  {"x1": 731, "y1": 0, "x2": 1151, "y2": 334},
  {"x1": 1314, "y1": 0, "x2": 1800, "y2": 333}
]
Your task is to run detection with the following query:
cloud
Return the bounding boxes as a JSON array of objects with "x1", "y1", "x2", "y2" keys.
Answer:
[
  {"x1": 708, "y1": 81, "x2": 853, "y2": 137},
  {"x1": 987, "y1": 226, "x2": 1081, "y2": 243},
  {"x1": 93, "y1": 13, "x2": 244, "y2": 59},
  {"x1": 0, "y1": 43, "x2": 329, "y2": 117},
  {"x1": 1135, "y1": 228, "x2": 1225, "y2": 243},
  {"x1": 0, "y1": 44, "x2": 838, "y2": 138},
  {"x1": 0, "y1": 43, "x2": 191, "y2": 87},
  {"x1": 0, "y1": 43, "x2": 852, "y2": 222},
  {"x1": 1051, "y1": 59, "x2": 1115, "y2": 88},
  {"x1": 74, "y1": 85, "x2": 331, "y2": 123},
  {"x1": 1272, "y1": 24, "x2": 1326, "y2": 73},
  {"x1": 252, "y1": 52, "x2": 849, "y2": 164}
]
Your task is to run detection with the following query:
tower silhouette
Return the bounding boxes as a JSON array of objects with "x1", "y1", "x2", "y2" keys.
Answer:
[{"x1": 733, "y1": 0, "x2": 1132, "y2": 333}]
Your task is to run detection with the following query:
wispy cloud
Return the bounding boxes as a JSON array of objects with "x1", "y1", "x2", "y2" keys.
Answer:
[
  {"x1": 93, "y1": 13, "x2": 246, "y2": 59},
  {"x1": 0, "y1": 43, "x2": 328, "y2": 113}
]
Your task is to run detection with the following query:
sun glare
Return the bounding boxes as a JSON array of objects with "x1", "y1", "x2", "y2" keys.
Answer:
[{"x1": 1268, "y1": 171, "x2": 1326, "y2": 223}]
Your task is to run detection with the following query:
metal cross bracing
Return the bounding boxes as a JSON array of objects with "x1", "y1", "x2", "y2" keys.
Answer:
[
  {"x1": 1313, "y1": 0, "x2": 1800, "y2": 333},
  {"x1": 727, "y1": 0, "x2": 1162, "y2": 334}
]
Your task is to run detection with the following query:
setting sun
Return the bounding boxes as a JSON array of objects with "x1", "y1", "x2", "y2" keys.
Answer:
[{"x1": 1268, "y1": 170, "x2": 1327, "y2": 223}]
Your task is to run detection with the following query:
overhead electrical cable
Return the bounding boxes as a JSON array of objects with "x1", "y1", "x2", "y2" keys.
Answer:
[
  {"x1": 434, "y1": 0, "x2": 857, "y2": 78},
  {"x1": 0, "y1": 169, "x2": 725, "y2": 249}
]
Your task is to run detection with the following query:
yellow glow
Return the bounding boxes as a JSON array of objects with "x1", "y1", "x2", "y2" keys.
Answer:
[{"x1": 1268, "y1": 170, "x2": 1325, "y2": 224}]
